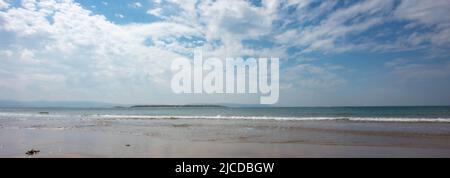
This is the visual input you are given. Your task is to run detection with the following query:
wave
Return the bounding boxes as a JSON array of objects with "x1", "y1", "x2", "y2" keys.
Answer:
[
  {"x1": 2, "y1": 112, "x2": 450, "y2": 123},
  {"x1": 97, "y1": 114, "x2": 450, "y2": 123},
  {"x1": 0, "y1": 112, "x2": 93, "y2": 121}
]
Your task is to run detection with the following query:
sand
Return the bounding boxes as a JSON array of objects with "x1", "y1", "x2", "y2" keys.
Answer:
[{"x1": 1, "y1": 118, "x2": 450, "y2": 158}]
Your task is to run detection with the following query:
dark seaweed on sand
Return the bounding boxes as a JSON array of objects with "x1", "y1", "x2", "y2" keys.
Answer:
[{"x1": 26, "y1": 149, "x2": 40, "y2": 156}]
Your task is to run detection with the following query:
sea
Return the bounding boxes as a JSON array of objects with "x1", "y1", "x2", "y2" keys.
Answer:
[
  {"x1": 1, "y1": 106, "x2": 450, "y2": 123},
  {"x1": 2, "y1": 106, "x2": 450, "y2": 157}
]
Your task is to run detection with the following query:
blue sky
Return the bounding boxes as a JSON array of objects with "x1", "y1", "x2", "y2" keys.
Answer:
[{"x1": 0, "y1": 0, "x2": 450, "y2": 106}]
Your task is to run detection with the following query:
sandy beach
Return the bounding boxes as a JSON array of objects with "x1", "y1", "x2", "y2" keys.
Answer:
[
  {"x1": 2, "y1": 0, "x2": 450, "y2": 161},
  {"x1": 1, "y1": 116, "x2": 450, "y2": 158}
]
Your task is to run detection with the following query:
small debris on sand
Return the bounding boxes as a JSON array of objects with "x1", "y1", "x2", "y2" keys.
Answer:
[
  {"x1": 26, "y1": 149, "x2": 40, "y2": 156},
  {"x1": 125, "y1": 144, "x2": 131, "y2": 147},
  {"x1": 172, "y1": 124, "x2": 191, "y2": 128}
]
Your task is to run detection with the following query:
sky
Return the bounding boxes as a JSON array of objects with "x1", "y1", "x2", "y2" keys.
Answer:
[{"x1": 0, "y1": 0, "x2": 450, "y2": 106}]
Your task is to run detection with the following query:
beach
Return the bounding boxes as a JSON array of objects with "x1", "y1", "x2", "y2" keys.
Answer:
[{"x1": 1, "y1": 107, "x2": 450, "y2": 158}]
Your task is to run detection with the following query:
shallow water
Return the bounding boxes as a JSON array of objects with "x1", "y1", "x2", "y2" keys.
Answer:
[{"x1": 1, "y1": 107, "x2": 450, "y2": 157}]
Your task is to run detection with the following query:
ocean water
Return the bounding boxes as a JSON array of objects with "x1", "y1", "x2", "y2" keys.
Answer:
[
  {"x1": 2, "y1": 106, "x2": 450, "y2": 157},
  {"x1": 1, "y1": 106, "x2": 450, "y2": 123}
]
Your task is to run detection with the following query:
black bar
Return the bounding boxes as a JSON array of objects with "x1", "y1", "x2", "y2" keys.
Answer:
[{"x1": 1, "y1": 158, "x2": 447, "y2": 177}]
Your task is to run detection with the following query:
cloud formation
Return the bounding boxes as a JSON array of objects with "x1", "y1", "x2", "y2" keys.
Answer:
[{"x1": 0, "y1": 0, "x2": 449, "y2": 105}]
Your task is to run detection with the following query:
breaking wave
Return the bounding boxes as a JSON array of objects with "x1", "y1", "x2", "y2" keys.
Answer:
[
  {"x1": 96, "y1": 114, "x2": 450, "y2": 123},
  {"x1": 2, "y1": 112, "x2": 450, "y2": 123}
]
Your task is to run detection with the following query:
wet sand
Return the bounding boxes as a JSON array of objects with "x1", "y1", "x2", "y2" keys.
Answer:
[{"x1": 1, "y1": 118, "x2": 450, "y2": 158}]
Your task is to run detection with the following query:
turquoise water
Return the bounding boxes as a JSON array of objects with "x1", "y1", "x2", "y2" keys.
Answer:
[{"x1": 1, "y1": 106, "x2": 450, "y2": 122}]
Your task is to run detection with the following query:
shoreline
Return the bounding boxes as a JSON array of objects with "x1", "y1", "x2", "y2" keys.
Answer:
[{"x1": 1, "y1": 118, "x2": 450, "y2": 158}]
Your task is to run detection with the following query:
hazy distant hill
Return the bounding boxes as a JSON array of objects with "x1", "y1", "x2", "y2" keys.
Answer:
[
  {"x1": 0, "y1": 100, "x2": 271, "y2": 108},
  {"x1": 130, "y1": 104, "x2": 226, "y2": 108},
  {"x1": 188, "y1": 103, "x2": 272, "y2": 108},
  {"x1": 0, "y1": 100, "x2": 115, "y2": 108}
]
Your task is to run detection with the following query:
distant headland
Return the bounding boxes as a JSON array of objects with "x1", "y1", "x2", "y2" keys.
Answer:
[{"x1": 127, "y1": 105, "x2": 226, "y2": 108}]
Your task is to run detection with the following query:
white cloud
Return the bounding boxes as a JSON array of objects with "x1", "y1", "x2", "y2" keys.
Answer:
[
  {"x1": 19, "y1": 48, "x2": 35, "y2": 61},
  {"x1": 115, "y1": 13, "x2": 124, "y2": 18},
  {"x1": 145, "y1": 0, "x2": 285, "y2": 59},
  {"x1": 0, "y1": 0, "x2": 9, "y2": 9},
  {"x1": 276, "y1": 0, "x2": 395, "y2": 53},
  {"x1": 386, "y1": 60, "x2": 450, "y2": 80},
  {"x1": 146, "y1": 8, "x2": 162, "y2": 17},
  {"x1": 362, "y1": 0, "x2": 450, "y2": 54},
  {"x1": 273, "y1": 0, "x2": 450, "y2": 55},
  {"x1": 395, "y1": 0, "x2": 450, "y2": 49},
  {"x1": 0, "y1": 50, "x2": 13, "y2": 58},
  {"x1": 283, "y1": 64, "x2": 345, "y2": 89},
  {"x1": 395, "y1": 0, "x2": 450, "y2": 28},
  {"x1": 197, "y1": 0, "x2": 275, "y2": 40},
  {"x1": 129, "y1": 2, "x2": 142, "y2": 8},
  {"x1": 0, "y1": 0, "x2": 195, "y2": 102},
  {"x1": 1, "y1": 0, "x2": 450, "y2": 104}
]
